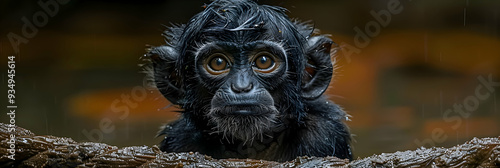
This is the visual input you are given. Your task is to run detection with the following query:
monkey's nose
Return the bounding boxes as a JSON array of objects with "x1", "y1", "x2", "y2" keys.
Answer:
[{"x1": 231, "y1": 83, "x2": 253, "y2": 93}]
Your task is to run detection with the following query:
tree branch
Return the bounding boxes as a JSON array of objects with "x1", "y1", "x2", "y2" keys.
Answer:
[{"x1": 1, "y1": 123, "x2": 498, "y2": 167}]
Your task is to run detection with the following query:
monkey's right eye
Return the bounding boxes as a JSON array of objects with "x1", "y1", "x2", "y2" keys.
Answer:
[
  {"x1": 205, "y1": 54, "x2": 230, "y2": 75},
  {"x1": 210, "y1": 57, "x2": 228, "y2": 70}
]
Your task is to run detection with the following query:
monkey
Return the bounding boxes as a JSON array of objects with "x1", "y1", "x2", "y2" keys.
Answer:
[{"x1": 146, "y1": 0, "x2": 352, "y2": 162}]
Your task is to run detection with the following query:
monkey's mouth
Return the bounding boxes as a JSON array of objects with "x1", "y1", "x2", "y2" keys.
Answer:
[
  {"x1": 209, "y1": 105, "x2": 277, "y2": 116},
  {"x1": 234, "y1": 109, "x2": 252, "y2": 115}
]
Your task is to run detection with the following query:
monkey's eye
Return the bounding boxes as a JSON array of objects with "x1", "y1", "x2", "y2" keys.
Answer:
[
  {"x1": 205, "y1": 54, "x2": 231, "y2": 75},
  {"x1": 210, "y1": 57, "x2": 228, "y2": 70},
  {"x1": 252, "y1": 52, "x2": 277, "y2": 73}
]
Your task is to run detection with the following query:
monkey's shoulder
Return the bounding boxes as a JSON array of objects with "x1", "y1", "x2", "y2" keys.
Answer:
[{"x1": 295, "y1": 99, "x2": 352, "y2": 159}]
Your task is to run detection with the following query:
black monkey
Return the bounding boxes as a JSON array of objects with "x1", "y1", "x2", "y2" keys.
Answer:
[{"x1": 147, "y1": 0, "x2": 352, "y2": 161}]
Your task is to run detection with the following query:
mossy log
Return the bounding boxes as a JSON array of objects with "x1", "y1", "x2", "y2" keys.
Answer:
[{"x1": 1, "y1": 123, "x2": 499, "y2": 167}]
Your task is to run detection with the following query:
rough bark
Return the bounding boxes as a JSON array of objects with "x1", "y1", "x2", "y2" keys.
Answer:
[{"x1": 1, "y1": 123, "x2": 499, "y2": 167}]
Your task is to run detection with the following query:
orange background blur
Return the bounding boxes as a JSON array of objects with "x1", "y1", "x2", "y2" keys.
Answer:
[{"x1": 1, "y1": 0, "x2": 499, "y2": 158}]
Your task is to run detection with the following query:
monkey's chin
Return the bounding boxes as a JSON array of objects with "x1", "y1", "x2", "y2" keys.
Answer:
[{"x1": 207, "y1": 105, "x2": 278, "y2": 143}]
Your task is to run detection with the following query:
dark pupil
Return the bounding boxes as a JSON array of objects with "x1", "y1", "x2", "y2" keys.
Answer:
[
  {"x1": 259, "y1": 57, "x2": 268, "y2": 64},
  {"x1": 215, "y1": 58, "x2": 224, "y2": 66}
]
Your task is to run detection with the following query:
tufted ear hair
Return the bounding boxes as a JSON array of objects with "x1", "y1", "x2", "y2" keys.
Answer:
[
  {"x1": 301, "y1": 36, "x2": 334, "y2": 100},
  {"x1": 146, "y1": 46, "x2": 185, "y2": 105}
]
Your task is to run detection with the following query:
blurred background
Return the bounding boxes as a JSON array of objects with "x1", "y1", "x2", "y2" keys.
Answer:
[{"x1": 1, "y1": 0, "x2": 499, "y2": 158}]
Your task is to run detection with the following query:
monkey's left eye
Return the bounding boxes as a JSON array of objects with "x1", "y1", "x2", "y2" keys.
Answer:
[
  {"x1": 252, "y1": 52, "x2": 278, "y2": 73},
  {"x1": 205, "y1": 54, "x2": 231, "y2": 75}
]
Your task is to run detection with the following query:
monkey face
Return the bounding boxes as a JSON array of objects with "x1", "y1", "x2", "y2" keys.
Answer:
[{"x1": 194, "y1": 41, "x2": 288, "y2": 142}]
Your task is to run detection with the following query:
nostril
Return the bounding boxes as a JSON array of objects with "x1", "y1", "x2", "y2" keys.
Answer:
[
  {"x1": 231, "y1": 84, "x2": 239, "y2": 93},
  {"x1": 243, "y1": 83, "x2": 253, "y2": 92},
  {"x1": 231, "y1": 83, "x2": 253, "y2": 93}
]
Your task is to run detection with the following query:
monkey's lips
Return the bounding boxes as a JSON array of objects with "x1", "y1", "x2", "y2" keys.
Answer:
[
  {"x1": 234, "y1": 109, "x2": 252, "y2": 115},
  {"x1": 210, "y1": 105, "x2": 277, "y2": 116}
]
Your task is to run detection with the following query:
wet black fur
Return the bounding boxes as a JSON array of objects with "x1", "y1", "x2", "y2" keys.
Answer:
[{"x1": 148, "y1": 0, "x2": 352, "y2": 162}]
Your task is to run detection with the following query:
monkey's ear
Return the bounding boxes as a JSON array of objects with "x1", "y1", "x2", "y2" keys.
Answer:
[
  {"x1": 301, "y1": 36, "x2": 334, "y2": 100},
  {"x1": 146, "y1": 46, "x2": 185, "y2": 105}
]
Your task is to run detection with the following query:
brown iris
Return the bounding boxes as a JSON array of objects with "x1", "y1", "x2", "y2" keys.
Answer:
[
  {"x1": 205, "y1": 54, "x2": 230, "y2": 75},
  {"x1": 253, "y1": 52, "x2": 277, "y2": 73}
]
